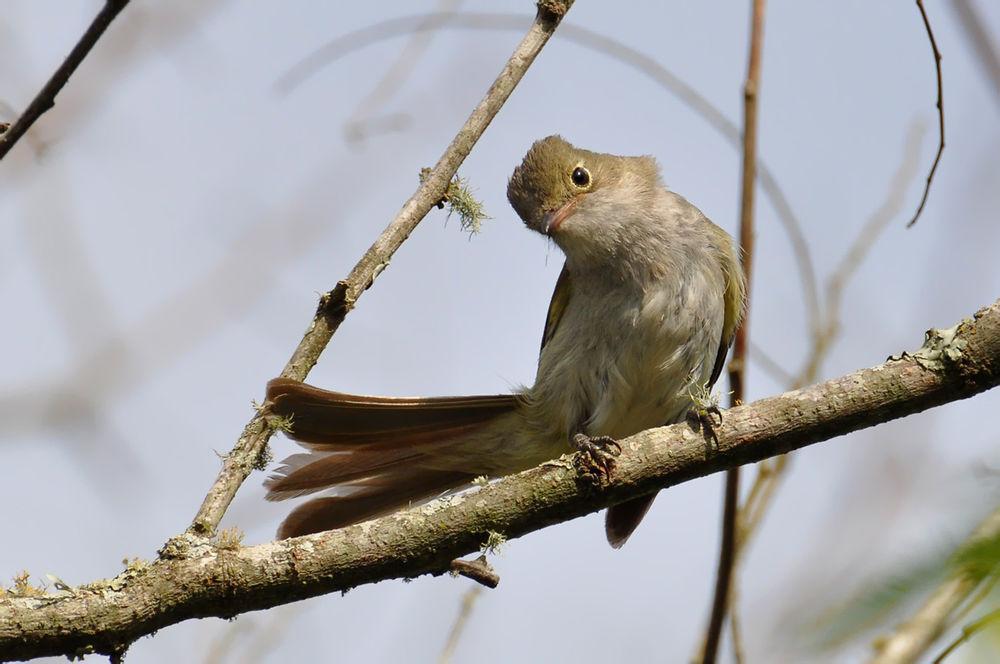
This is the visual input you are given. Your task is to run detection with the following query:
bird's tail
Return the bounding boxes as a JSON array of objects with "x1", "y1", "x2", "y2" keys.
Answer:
[
  {"x1": 263, "y1": 378, "x2": 520, "y2": 539},
  {"x1": 605, "y1": 494, "x2": 657, "y2": 548}
]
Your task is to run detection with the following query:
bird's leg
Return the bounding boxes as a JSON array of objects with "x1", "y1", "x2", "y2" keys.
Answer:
[
  {"x1": 685, "y1": 381, "x2": 724, "y2": 451},
  {"x1": 686, "y1": 405, "x2": 722, "y2": 449},
  {"x1": 572, "y1": 433, "x2": 621, "y2": 485}
]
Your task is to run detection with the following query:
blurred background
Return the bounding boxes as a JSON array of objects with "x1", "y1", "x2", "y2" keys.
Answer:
[{"x1": 2, "y1": 1, "x2": 999, "y2": 662}]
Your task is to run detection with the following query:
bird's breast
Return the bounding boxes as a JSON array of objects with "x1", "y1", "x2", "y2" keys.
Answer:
[{"x1": 526, "y1": 269, "x2": 724, "y2": 444}]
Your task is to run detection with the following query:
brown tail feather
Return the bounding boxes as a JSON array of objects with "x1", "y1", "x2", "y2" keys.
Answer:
[
  {"x1": 265, "y1": 379, "x2": 518, "y2": 537},
  {"x1": 264, "y1": 447, "x2": 423, "y2": 500},
  {"x1": 605, "y1": 493, "x2": 658, "y2": 548},
  {"x1": 266, "y1": 378, "x2": 519, "y2": 449},
  {"x1": 277, "y1": 468, "x2": 473, "y2": 539}
]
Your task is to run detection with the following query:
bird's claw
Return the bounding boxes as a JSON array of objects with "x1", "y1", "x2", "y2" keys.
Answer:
[
  {"x1": 572, "y1": 433, "x2": 621, "y2": 485},
  {"x1": 686, "y1": 405, "x2": 723, "y2": 451},
  {"x1": 704, "y1": 404, "x2": 723, "y2": 426}
]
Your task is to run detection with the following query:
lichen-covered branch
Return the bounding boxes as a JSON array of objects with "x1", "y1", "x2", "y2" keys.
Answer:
[
  {"x1": 2, "y1": 299, "x2": 998, "y2": 661},
  {"x1": 187, "y1": 0, "x2": 575, "y2": 537}
]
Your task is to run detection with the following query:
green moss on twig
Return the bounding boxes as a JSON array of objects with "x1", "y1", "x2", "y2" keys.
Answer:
[
  {"x1": 480, "y1": 530, "x2": 507, "y2": 554},
  {"x1": 421, "y1": 168, "x2": 491, "y2": 234},
  {"x1": 7, "y1": 571, "x2": 45, "y2": 597},
  {"x1": 214, "y1": 527, "x2": 245, "y2": 551}
]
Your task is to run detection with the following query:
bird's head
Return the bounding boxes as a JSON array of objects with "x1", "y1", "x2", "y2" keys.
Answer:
[{"x1": 507, "y1": 135, "x2": 663, "y2": 262}]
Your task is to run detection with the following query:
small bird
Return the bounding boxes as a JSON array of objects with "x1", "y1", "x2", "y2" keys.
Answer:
[{"x1": 265, "y1": 136, "x2": 745, "y2": 547}]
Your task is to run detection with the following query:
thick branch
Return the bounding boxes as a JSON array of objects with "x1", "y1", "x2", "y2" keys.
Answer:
[
  {"x1": 187, "y1": 0, "x2": 575, "y2": 537},
  {"x1": 2, "y1": 299, "x2": 999, "y2": 661},
  {"x1": 0, "y1": 1, "x2": 130, "y2": 160}
]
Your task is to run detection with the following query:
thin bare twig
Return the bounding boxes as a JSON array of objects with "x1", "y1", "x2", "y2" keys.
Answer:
[
  {"x1": 950, "y1": 572, "x2": 1000, "y2": 632},
  {"x1": 202, "y1": 619, "x2": 253, "y2": 664},
  {"x1": 439, "y1": 587, "x2": 483, "y2": 664},
  {"x1": 930, "y1": 607, "x2": 1000, "y2": 664},
  {"x1": 704, "y1": 469, "x2": 742, "y2": 664},
  {"x1": 0, "y1": 0, "x2": 130, "y2": 160},
  {"x1": 730, "y1": 584, "x2": 748, "y2": 664},
  {"x1": 187, "y1": 1, "x2": 575, "y2": 538},
  {"x1": 0, "y1": 101, "x2": 48, "y2": 156},
  {"x1": 907, "y1": 0, "x2": 945, "y2": 227},
  {"x1": 702, "y1": 2, "x2": 766, "y2": 662}
]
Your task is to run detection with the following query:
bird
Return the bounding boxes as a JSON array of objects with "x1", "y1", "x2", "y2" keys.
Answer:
[{"x1": 264, "y1": 135, "x2": 745, "y2": 547}]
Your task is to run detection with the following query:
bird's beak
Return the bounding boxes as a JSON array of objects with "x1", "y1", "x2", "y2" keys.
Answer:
[{"x1": 542, "y1": 198, "x2": 578, "y2": 235}]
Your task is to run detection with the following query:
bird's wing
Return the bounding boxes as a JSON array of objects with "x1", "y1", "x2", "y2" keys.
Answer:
[
  {"x1": 707, "y1": 240, "x2": 747, "y2": 388},
  {"x1": 540, "y1": 263, "x2": 572, "y2": 354}
]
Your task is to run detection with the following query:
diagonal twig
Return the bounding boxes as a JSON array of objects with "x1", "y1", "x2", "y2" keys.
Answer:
[
  {"x1": 907, "y1": 0, "x2": 945, "y2": 228},
  {"x1": 0, "y1": 0, "x2": 131, "y2": 160},
  {"x1": 187, "y1": 0, "x2": 576, "y2": 538},
  {"x1": 929, "y1": 607, "x2": 1000, "y2": 664},
  {"x1": 439, "y1": 586, "x2": 483, "y2": 664}
]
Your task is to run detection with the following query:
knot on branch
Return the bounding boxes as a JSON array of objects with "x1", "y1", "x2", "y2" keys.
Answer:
[
  {"x1": 317, "y1": 281, "x2": 353, "y2": 318},
  {"x1": 537, "y1": 0, "x2": 574, "y2": 22},
  {"x1": 449, "y1": 555, "x2": 499, "y2": 588},
  {"x1": 889, "y1": 322, "x2": 972, "y2": 375},
  {"x1": 912, "y1": 324, "x2": 969, "y2": 372}
]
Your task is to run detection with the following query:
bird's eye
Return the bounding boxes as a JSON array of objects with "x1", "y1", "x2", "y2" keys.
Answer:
[{"x1": 571, "y1": 166, "x2": 591, "y2": 188}]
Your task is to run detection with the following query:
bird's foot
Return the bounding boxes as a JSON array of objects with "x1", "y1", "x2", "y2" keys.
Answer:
[
  {"x1": 572, "y1": 433, "x2": 621, "y2": 486},
  {"x1": 686, "y1": 404, "x2": 723, "y2": 451}
]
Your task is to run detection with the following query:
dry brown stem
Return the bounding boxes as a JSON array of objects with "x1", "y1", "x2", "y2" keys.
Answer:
[{"x1": 702, "y1": 2, "x2": 767, "y2": 661}]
